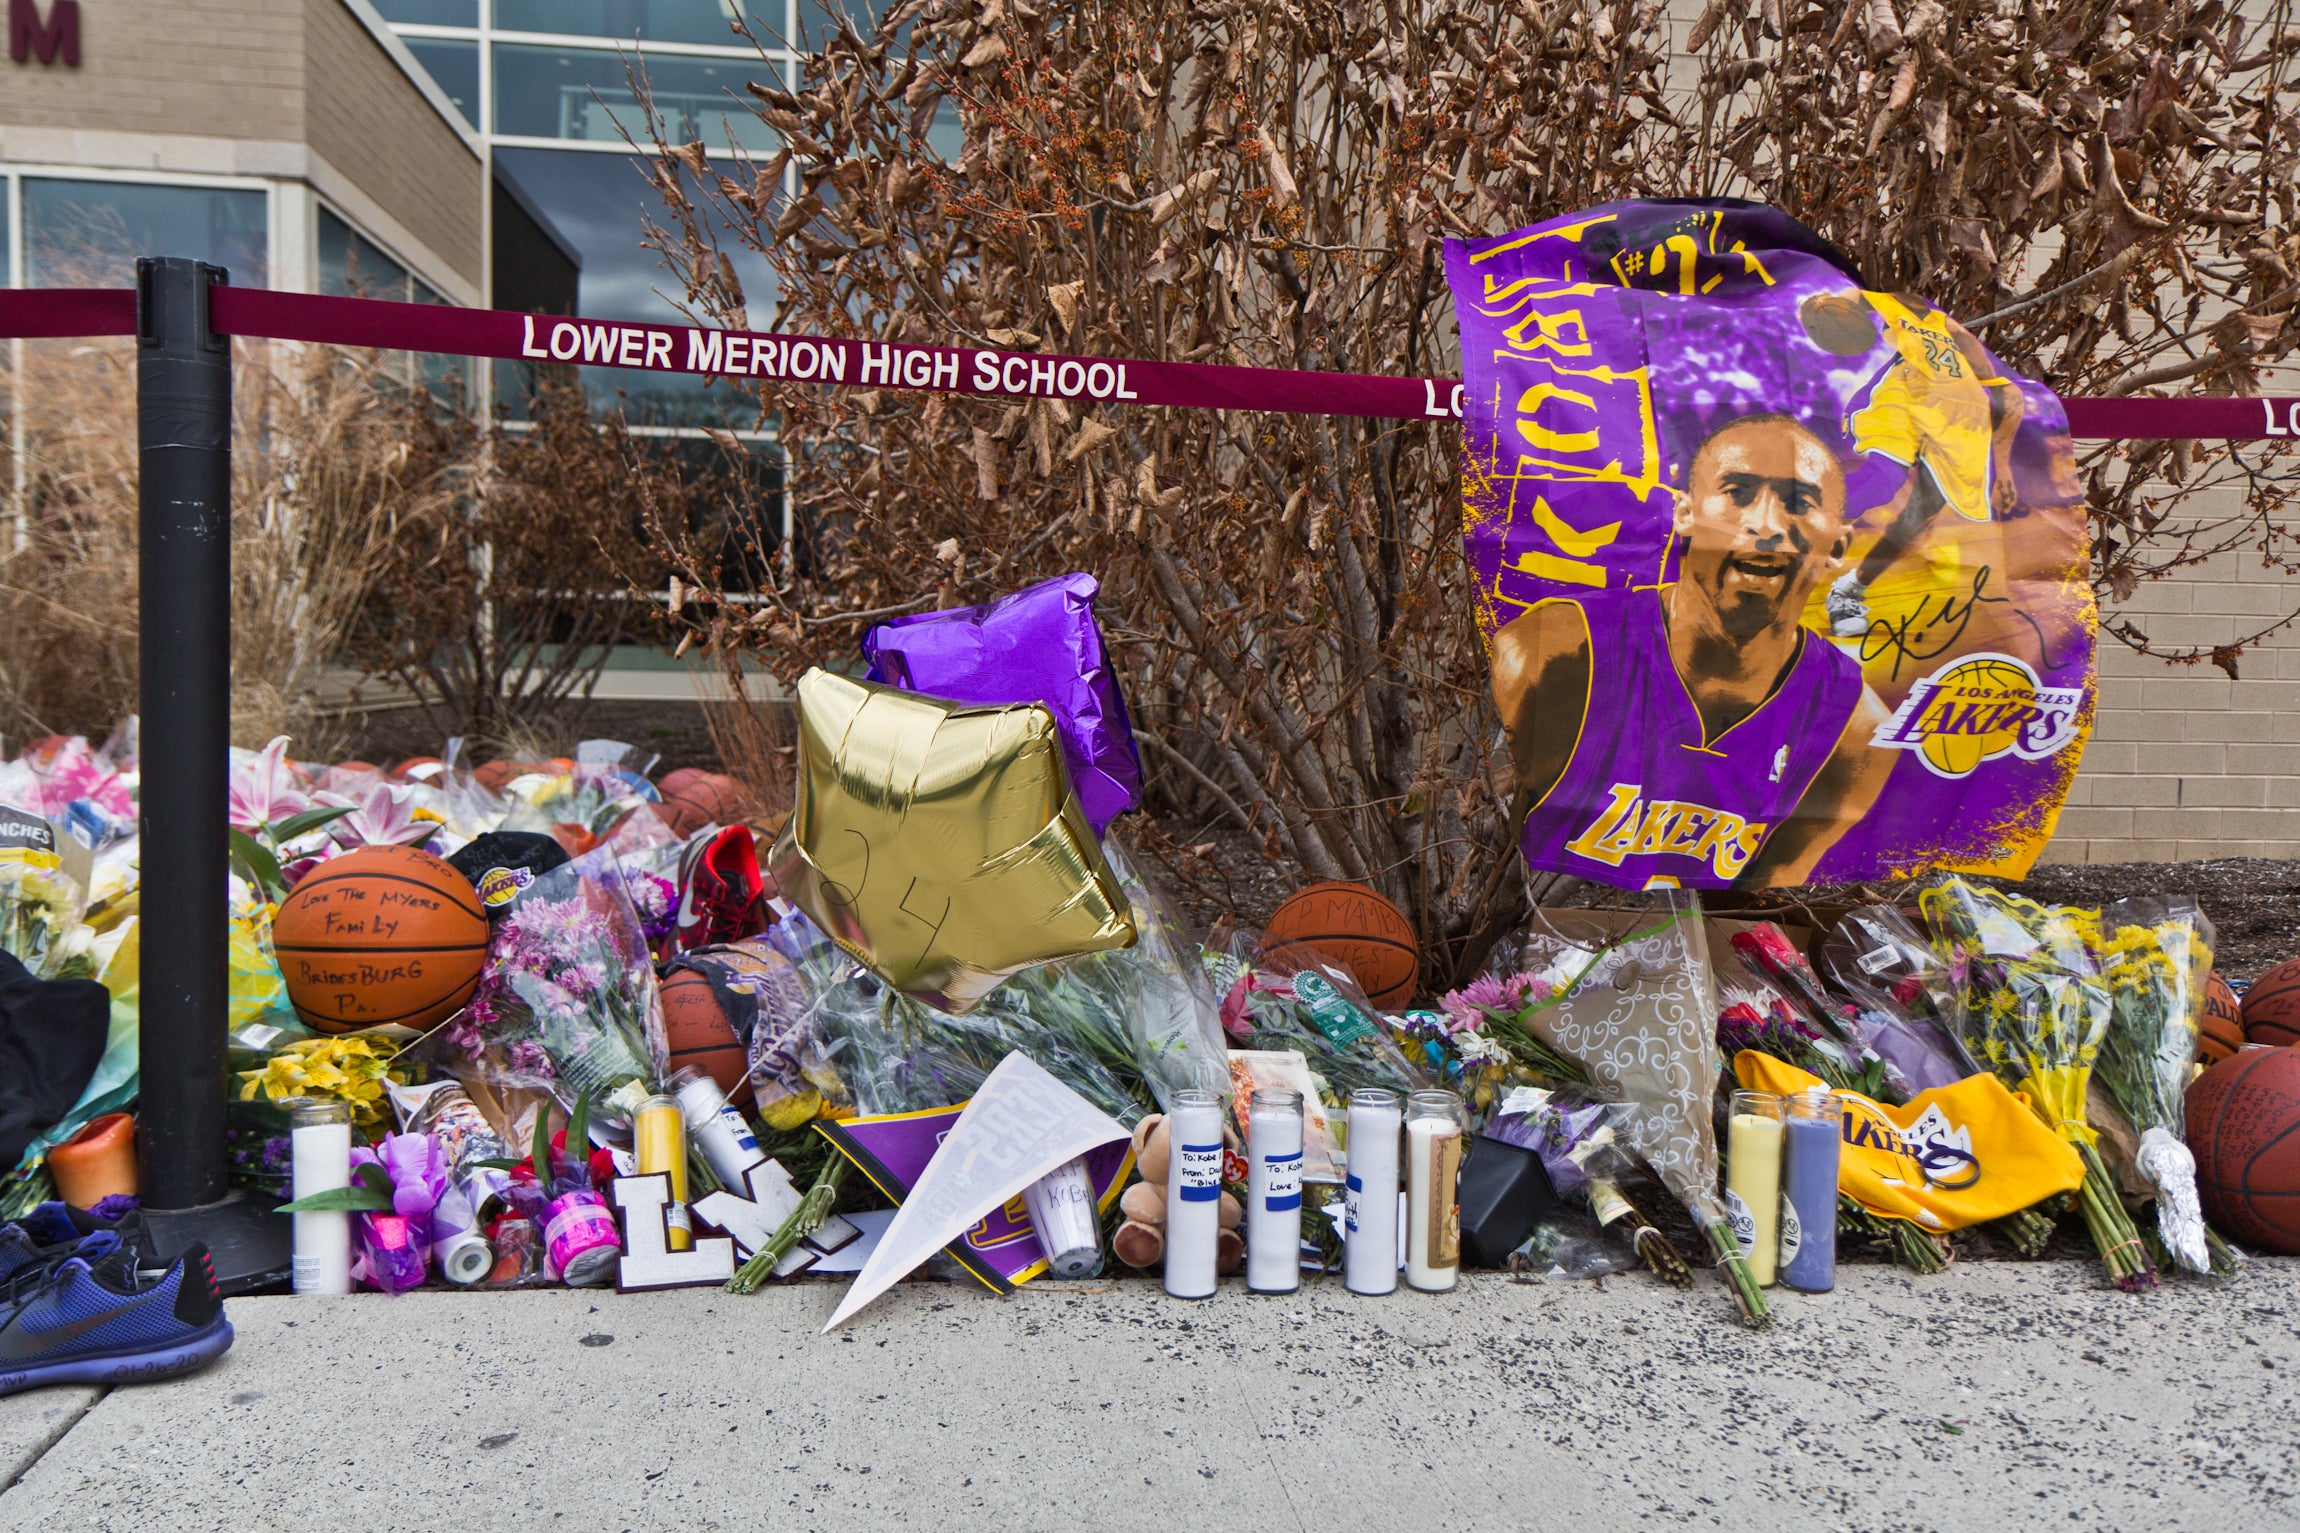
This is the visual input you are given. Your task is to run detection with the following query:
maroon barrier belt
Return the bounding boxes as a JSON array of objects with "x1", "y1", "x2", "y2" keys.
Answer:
[{"x1": 4, "y1": 285, "x2": 2295, "y2": 439}]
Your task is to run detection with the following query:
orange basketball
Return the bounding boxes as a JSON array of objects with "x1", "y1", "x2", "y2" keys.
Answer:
[
  {"x1": 659, "y1": 967, "x2": 751, "y2": 1107},
  {"x1": 2241, "y1": 956, "x2": 2300, "y2": 1049},
  {"x1": 391, "y1": 755, "x2": 443, "y2": 782},
  {"x1": 1264, "y1": 881, "x2": 1420, "y2": 1010},
  {"x1": 657, "y1": 769, "x2": 747, "y2": 839},
  {"x1": 2188, "y1": 1044, "x2": 2300, "y2": 1255},
  {"x1": 473, "y1": 759, "x2": 520, "y2": 793},
  {"x1": 2201, "y1": 972, "x2": 2246, "y2": 1064},
  {"x1": 273, "y1": 845, "x2": 490, "y2": 1034}
]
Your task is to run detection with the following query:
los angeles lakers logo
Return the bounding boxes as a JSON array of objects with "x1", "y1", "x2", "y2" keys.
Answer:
[{"x1": 1870, "y1": 653, "x2": 2083, "y2": 778}]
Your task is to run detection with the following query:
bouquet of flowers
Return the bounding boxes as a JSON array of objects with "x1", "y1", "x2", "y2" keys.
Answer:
[
  {"x1": 1428, "y1": 957, "x2": 1596, "y2": 1103},
  {"x1": 1515, "y1": 893, "x2": 1770, "y2": 1326},
  {"x1": 1815, "y1": 905, "x2": 1981, "y2": 1094},
  {"x1": 1206, "y1": 933, "x2": 1430, "y2": 1112},
  {"x1": 1921, "y1": 878, "x2": 2155, "y2": 1290},
  {"x1": 1485, "y1": 1086, "x2": 1690, "y2": 1282},
  {"x1": 236, "y1": 1032, "x2": 408, "y2": 1132},
  {"x1": 776, "y1": 905, "x2": 1157, "y2": 1126},
  {"x1": 1727, "y1": 923, "x2": 1915, "y2": 1100},
  {"x1": 2094, "y1": 897, "x2": 2232, "y2": 1275},
  {"x1": 464, "y1": 846, "x2": 667, "y2": 1117},
  {"x1": 955, "y1": 839, "x2": 1231, "y2": 1114},
  {"x1": 0, "y1": 855, "x2": 90, "y2": 980}
]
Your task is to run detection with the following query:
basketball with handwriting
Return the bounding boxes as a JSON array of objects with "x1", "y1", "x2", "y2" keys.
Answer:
[{"x1": 273, "y1": 845, "x2": 490, "y2": 1034}]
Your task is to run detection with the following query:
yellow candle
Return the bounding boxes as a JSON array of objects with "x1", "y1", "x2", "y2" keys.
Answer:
[
  {"x1": 1726, "y1": 1103, "x2": 1785, "y2": 1287},
  {"x1": 635, "y1": 1095, "x2": 693, "y2": 1251}
]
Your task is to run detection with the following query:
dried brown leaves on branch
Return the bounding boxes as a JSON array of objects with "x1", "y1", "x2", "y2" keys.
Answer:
[
  {"x1": 345, "y1": 384, "x2": 678, "y2": 747},
  {"x1": 641, "y1": 0, "x2": 2299, "y2": 980}
]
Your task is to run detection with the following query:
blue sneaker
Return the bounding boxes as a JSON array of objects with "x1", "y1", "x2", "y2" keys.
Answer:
[
  {"x1": 0, "y1": 1202, "x2": 146, "y2": 1282},
  {"x1": 0, "y1": 1234, "x2": 233, "y2": 1396}
]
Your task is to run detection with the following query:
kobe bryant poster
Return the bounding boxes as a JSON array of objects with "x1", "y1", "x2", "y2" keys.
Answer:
[{"x1": 1444, "y1": 200, "x2": 2096, "y2": 892}]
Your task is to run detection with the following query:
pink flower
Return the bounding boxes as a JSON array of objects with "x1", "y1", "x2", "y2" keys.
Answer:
[
  {"x1": 228, "y1": 736, "x2": 310, "y2": 832},
  {"x1": 317, "y1": 783, "x2": 436, "y2": 850}
]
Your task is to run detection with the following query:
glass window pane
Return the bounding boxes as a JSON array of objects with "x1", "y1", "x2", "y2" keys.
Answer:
[
  {"x1": 493, "y1": 42, "x2": 782, "y2": 151},
  {"x1": 401, "y1": 37, "x2": 479, "y2": 124},
  {"x1": 493, "y1": 146, "x2": 775, "y2": 426},
  {"x1": 492, "y1": 0, "x2": 757, "y2": 48},
  {"x1": 374, "y1": 0, "x2": 477, "y2": 24},
  {"x1": 23, "y1": 179, "x2": 267, "y2": 288},
  {"x1": 1, "y1": 187, "x2": 11, "y2": 287},
  {"x1": 318, "y1": 207, "x2": 410, "y2": 299}
]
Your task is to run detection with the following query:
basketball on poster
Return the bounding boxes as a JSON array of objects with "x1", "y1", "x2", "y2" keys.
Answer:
[{"x1": 1446, "y1": 200, "x2": 2097, "y2": 890}]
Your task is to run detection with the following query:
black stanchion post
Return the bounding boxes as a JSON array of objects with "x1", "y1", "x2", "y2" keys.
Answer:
[{"x1": 133, "y1": 256, "x2": 290, "y2": 1293}]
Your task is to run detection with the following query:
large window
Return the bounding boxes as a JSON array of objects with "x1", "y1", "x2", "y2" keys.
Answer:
[
  {"x1": 401, "y1": 37, "x2": 479, "y2": 123},
  {"x1": 494, "y1": 147, "x2": 772, "y2": 425},
  {"x1": 492, "y1": 42, "x2": 781, "y2": 150},
  {"x1": 319, "y1": 207, "x2": 414, "y2": 299},
  {"x1": 372, "y1": 0, "x2": 477, "y2": 22},
  {"x1": 21, "y1": 179, "x2": 267, "y2": 288},
  {"x1": 493, "y1": 0, "x2": 754, "y2": 47}
]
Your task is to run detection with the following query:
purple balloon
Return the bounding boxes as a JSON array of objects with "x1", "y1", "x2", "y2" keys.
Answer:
[{"x1": 862, "y1": 572, "x2": 1141, "y2": 834}]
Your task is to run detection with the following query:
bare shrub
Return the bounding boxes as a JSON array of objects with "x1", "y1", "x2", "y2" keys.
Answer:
[
  {"x1": 1, "y1": 338, "x2": 425, "y2": 751},
  {"x1": 346, "y1": 384, "x2": 682, "y2": 749},
  {"x1": 638, "y1": 0, "x2": 2300, "y2": 979}
]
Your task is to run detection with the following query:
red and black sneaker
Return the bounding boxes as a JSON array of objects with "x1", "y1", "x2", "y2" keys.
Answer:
[{"x1": 673, "y1": 825, "x2": 777, "y2": 953}]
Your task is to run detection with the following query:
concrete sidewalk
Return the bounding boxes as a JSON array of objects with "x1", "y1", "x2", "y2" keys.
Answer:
[{"x1": 0, "y1": 1260, "x2": 2292, "y2": 1531}]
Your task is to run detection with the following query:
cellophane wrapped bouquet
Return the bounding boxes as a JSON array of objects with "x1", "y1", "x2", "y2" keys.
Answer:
[
  {"x1": 2094, "y1": 897, "x2": 2231, "y2": 1275},
  {"x1": 461, "y1": 845, "x2": 667, "y2": 1117},
  {"x1": 1514, "y1": 892, "x2": 1770, "y2": 1326},
  {"x1": 1921, "y1": 878, "x2": 2155, "y2": 1290}
]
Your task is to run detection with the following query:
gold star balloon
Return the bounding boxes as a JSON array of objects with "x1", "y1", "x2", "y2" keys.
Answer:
[{"x1": 768, "y1": 667, "x2": 1137, "y2": 1013}]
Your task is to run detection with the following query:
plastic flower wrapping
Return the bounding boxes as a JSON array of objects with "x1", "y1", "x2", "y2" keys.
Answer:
[
  {"x1": 236, "y1": 1034, "x2": 409, "y2": 1132},
  {"x1": 767, "y1": 843, "x2": 1226, "y2": 1128},
  {"x1": 461, "y1": 845, "x2": 669, "y2": 1117},
  {"x1": 1920, "y1": 877, "x2": 2156, "y2": 1289},
  {"x1": 2094, "y1": 898, "x2": 2223, "y2": 1275},
  {"x1": 1205, "y1": 929, "x2": 1430, "y2": 1110},
  {"x1": 1510, "y1": 893, "x2": 1770, "y2": 1324}
]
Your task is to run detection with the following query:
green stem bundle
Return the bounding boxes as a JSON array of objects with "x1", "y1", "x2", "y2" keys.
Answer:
[
  {"x1": 728, "y1": 1156, "x2": 851, "y2": 1295},
  {"x1": 2072, "y1": 1141, "x2": 2157, "y2": 1291},
  {"x1": 1699, "y1": 1215, "x2": 1772, "y2": 1328}
]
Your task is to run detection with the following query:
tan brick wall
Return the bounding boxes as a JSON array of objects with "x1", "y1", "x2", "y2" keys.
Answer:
[
  {"x1": 302, "y1": 0, "x2": 481, "y2": 289},
  {"x1": 2043, "y1": 544, "x2": 2300, "y2": 864},
  {"x1": 4, "y1": 0, "x2": 304, "y2": 141}
]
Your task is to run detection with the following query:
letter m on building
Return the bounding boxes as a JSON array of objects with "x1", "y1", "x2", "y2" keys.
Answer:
[{"x1": 10, "y1": 0, "x2": 80, "y2": 65}]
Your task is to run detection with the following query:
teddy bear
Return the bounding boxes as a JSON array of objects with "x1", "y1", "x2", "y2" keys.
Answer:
[{"x1": 1110, "y1": 1112, "x2": 1246, "y2": 1273}]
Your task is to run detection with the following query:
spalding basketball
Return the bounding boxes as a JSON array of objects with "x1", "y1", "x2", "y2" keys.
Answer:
[
  {"x1": 659, "y1": 967, "x2": 751, "y2": 1107},
  {"x1": 1264, "y1": 881, "x2": 1420, "y2": 1010},
  {"x1": 2187, "y1": 1045, "x2": 2300, "y2": 1255},
  {"x1": 273, "y1": 845, "x2": 490, "y2": 1034},
  {"x1": 656, "y1": 769, "x2": 747, "y2": 839},
  {"x1": 2201, "y1": 972, "x2": 2246, "y2": 1065},
  {"x1": 2241, "y1": 956, "x2": 2300, "y2": 1049}
]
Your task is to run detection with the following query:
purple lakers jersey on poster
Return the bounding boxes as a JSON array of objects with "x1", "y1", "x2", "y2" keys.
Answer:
[{"x1": 1520, "y1": 586, "x2": 1866, "y2": 889}]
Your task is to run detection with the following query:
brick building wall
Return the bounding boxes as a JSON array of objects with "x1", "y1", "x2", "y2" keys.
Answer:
[
  {"x1": 303, "y1": 0, "x2": 482, "y2": 285},
  {"x1": 2045, "y1": 543, "x2": 2300, "y2": 864}
]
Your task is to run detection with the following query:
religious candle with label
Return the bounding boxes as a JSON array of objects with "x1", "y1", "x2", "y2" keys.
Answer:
[
  {"x1": 634, "y1": 1094, "x2": 693, "y2": 1252},
  {"x1": 288, "y1": 1099, "x2": 352, "y2": 1297},
  {"x1": 1781, "y1": 1090, "x2": 1843, "y2": 1293},
  {"x1": 1344, "y1": 1088, "x2": 1402, "y2": 1296},
  {"x1": 1247, "y1": 1088, "x2": 1305, "y2": 1293},
  {"x1": 1725, "y1": 1090, "x2": 1785, "y2": 1287},
  {"x1": 1404, "y1": 1090, "x2": 1465, "y2": 1291},
  {"x1": 1164, "y1": 1088, "x2": 1223, "y2": 1299}
]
